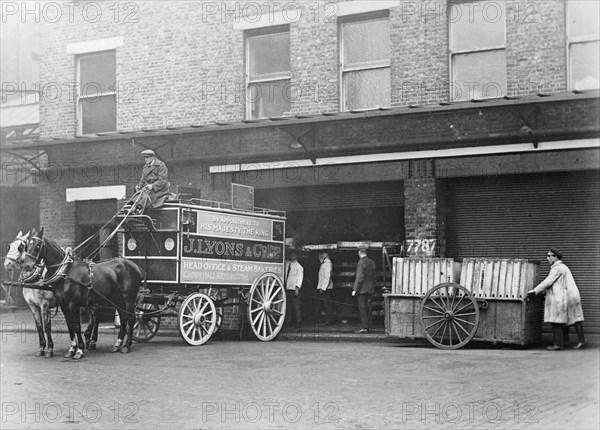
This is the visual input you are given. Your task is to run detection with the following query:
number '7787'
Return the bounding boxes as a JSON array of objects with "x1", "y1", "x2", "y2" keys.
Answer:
[{"x1": 405, "y1": 239, "x2": 437, "y2": 254}]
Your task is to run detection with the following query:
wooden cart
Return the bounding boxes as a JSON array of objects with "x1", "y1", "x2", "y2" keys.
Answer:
[
  {"x1": 385, "y1": 258, "x2": 543, "y2": 349},
  {"x1": 119, "y1": 199, "x2": 287, "y2": 346}
]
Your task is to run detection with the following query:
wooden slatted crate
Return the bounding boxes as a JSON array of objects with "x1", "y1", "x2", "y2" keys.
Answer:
[
  {"x1": 459, "y1": 258, "x2": 539, "y2": 299},
  {"x1": 391, "y1": 258, "x2": 459, "y2": 295}
]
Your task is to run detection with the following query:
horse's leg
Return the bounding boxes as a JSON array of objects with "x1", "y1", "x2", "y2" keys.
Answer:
[
  {"x1": 41, "y1": 302, "x2": 54, "y2": 358},
  {"x1": 121, "y1": 301, "x2": 136, "y2": 354},
  {"x1": 29, "y1": 305, "x2": 46, "y2": 357},
  {"x1": 84, "y1": 305, "x2": 99, "y2": 350},
  {"x1": 71, "y1": 303, "x2": 85, "y2": 360},
  {"x1": 111, "y1": 307, "x2": 127, "y2": 353},
  {"x1": 61, "y1": 304, "x2": 77, "y2": 359},
  {"x1": 91, "y1": 305, "x2": 100, "y2": 347},
  {"x1": 83, "y1": 307, "x2": 93, "y2": 349}
]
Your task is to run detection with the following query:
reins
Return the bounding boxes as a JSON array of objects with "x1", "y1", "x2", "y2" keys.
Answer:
[
  {"x1": 6, "y1": 193, "x2": 146, "y2": 316},
  {"x1": 82, "y1": 192, "x2": 145, "y2": 261}
]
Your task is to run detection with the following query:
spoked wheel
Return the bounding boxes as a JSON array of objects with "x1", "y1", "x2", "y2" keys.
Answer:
[
  {"x1": 178, "y1": 293, "x2": 217, "y2": 346},
  {"x1": 248, "y1": 273, "x2": 286, "y2": 341},
  {"x1": 132, "y1": 303, "x2": 161, "y2": 343},
  {"x1": 420, "y1": 283, "x2": 480, "y2": 350}
]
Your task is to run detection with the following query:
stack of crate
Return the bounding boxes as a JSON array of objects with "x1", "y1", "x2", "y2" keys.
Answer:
[
  {"x1": 391, "y1": 258, "x2": 459, "y2": 295},
  {"x1": 458, "y1": 258, "x2": 538, "y2": 299}
]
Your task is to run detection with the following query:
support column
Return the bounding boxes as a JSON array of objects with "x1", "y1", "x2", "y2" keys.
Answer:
[{"x1": 403, "y1": 161, "x2": 446, "y2": 257}]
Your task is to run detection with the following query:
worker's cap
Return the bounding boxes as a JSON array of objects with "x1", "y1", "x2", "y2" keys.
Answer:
[
  {"x1": 357, "y1": 245, "x2": 369, "y2": 252},
  {"x1": 548, "y1": 247, "x2": 563, "y2": 259},
  {"x1": 141, "y1": 149, "x2": 155, "y2": 157}
]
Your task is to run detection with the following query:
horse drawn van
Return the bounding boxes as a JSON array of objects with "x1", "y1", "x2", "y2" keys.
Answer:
[{"x1": 118, "y1": 197, "x2": 288, "y2": 346}]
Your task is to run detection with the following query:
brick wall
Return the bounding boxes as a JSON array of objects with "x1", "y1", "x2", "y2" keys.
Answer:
[
  {"x1": 404, "y1": 177, "x2": 440, "y2": 257},
  {"x1": 506, "y1": 1, "x2": 567, "y2": 95},
  {"x1": 391, "y1": 0, "x2": 448, "y2": 106},
  {"x1": 38, "y1": 0, "x2": 574, "y2": 138}
]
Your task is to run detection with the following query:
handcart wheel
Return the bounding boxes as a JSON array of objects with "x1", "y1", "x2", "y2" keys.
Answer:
[
  {"x1": 247, "y1": 273, "x2": 286, "y2": 341},
  {"x1": 178, "y1": 293, "x2": 217, "y2": 346},
  {"x1": 420, "y1": 283, "x2": 480, "y2": 350},
  {"x1": 132, "y1": 303, "x2": 161, "y2": 343}
]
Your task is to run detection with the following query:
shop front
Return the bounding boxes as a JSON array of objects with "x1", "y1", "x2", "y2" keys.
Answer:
[{"x1": 255, "y1": 181, "x2": 404, "y2": 327}]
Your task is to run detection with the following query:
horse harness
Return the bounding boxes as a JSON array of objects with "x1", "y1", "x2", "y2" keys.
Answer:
[
  {"x1": 23, "y1": 236, "x2": 95, "y2": 292},
  {"x1": 24, "y1": 237, "x2": 137, "y2": 315}
]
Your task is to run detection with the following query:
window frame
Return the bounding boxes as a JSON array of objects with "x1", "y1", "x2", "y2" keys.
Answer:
[
  {"x1": 339, "y1": 10, "x2": 391, "y2": 111},
  {"x1": 566, "y1": 1, "x2": 600, "y2": 91},
  {"x1": 245, "y1": 25, "x2": 291, "y2": 119},
  {"x1": 448, "y1": 1, "x2": 507, "y2": 101},
  {"x1": 75, "y1": 50, "x2": 117, "y2": 135}
]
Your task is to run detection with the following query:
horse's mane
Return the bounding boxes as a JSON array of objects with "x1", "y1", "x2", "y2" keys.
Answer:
[{"x1": 40, "y1": 235, "x2": 66, "y2": 262}]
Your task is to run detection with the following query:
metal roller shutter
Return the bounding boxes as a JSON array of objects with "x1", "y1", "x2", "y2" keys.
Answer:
[{"x1": 445, "y1": 170, "x2": 600, "y2": 334}]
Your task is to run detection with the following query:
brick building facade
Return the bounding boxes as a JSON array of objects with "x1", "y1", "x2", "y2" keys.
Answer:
[{"x1": 4, "y1": 0, "x2": 599, "y2": 333}]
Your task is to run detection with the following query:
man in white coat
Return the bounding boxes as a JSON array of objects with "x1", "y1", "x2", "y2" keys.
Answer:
[
  {"x1": 317, "y1": 251, "x2": 334, "y2": 325},
  {"x1": 527, "y1": 248, "x2": 585, "y2": 350},
  {"x1": 284, "y1": 250, "x2": 303, "y2": 329}
]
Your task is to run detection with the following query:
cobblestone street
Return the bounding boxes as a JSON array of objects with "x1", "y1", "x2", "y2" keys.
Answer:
[{"x1": 1, "y1": 309, "x2": 598, "y2": 429}]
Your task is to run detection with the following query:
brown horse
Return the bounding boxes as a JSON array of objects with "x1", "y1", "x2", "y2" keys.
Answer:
[{"x1": 21, "y1": 228, "x2": 143, "y2": 359}]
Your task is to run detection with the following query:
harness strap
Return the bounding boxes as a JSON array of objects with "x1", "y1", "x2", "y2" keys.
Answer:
[{"x1": 18, "y1": 263, "x2": 45, "y2": 283}]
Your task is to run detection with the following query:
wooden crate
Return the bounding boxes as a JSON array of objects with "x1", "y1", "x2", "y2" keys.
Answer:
[
  {"x1": 391, "y1": 258, "x2": 459, "y2": 295},
  {"x1": 473, "y1": 298, "x2": 544, "y2": 345},
  {"x1": 385, "y1": 295, "x2": 424, "y2": 339},
  {"x1": 386, "y1": 258, "x2": 543, "y2": 346},
  {"x1": 385, "y1": 294, "x2": 544, "y2": 345},
  {"x1": 459, "y1": 258, "x2": 539, "y2": 299}
]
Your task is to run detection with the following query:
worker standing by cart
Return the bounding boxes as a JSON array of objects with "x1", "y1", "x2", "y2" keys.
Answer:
[
  {"x1": 527, "y1": 248, "x2": 586, "y2": 350},
  {"x1": 317, "y1": 251, "x2": 335, "y2": 325},
  {"x1": 285, "y1": 249, "x2": 304, "y2": 330},
  {"x1": 352, "y1": 246, "x2": 376, "y2": 334}
]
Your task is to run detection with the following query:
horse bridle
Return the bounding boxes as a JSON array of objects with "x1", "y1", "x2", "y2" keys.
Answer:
[
  {"x1": 4, "y1": 236, "x2": 45, "y2": 283},
  {"x1": 5, "y1": 237, "x2": 28, "y2": 268},
  {"x1": 24, "y1": 236, "x2": 46, "y2": 267}
]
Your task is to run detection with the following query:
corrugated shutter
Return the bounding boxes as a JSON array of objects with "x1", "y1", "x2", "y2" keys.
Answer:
[
  {"x1": 255, "y1": 181, "x2": 404, "y2": 212},
  {"x1": 446, "y1": 170, "x2": 600, "y2": 334}
]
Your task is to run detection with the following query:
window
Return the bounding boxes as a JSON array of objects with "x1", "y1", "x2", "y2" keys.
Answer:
[
  {"x1": 340, "y1": 11, "x2": 391, "y2": 111},
  {"x1": 449, "y1": 1, "x2": 507, "y2": 101},
  {"x1": 246, "y1": 26, "x2": 291, "y2": 119},
  {"x1": 77, "y1": 51, "x2": 116, "y2": 135},
  {"x1": 76, "y1": 199, "x2": 118, "y2": 262},
  {"x1": 567, "y1": 1, "x2": 600, "y2": 90}
]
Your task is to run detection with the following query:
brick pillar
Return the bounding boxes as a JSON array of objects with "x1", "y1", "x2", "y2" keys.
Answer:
[{"x1": 404, "y1": 162, "x2": 446, "y2": 257}]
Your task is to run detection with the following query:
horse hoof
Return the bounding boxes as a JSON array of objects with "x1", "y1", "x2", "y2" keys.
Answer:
[
  {"x1": 45, "y1": 350, "x2": 54, "y2": 358},
  {"x1": 72, "y1": 350, "x2": 84, "y2": 360},
  {"x1": 121, "y1": 346, "x2": 130, "y2": 354},
  {"x1": 35, "y1": 350, "x2": 45, "y2": 357},
  {"x1": 88, "y1": 342, "x2": 97, "y2": 351},
  {"x1": 110, "y1": 346, "x2": 121, "y2": 353},
  {"x1": 64, "y1": 349, "x2": 75, "y2": 359}
]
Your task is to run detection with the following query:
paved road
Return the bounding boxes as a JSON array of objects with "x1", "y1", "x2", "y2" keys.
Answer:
[{"x1": 1, "y1": 312, "x2": 599, "y2": 429}]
